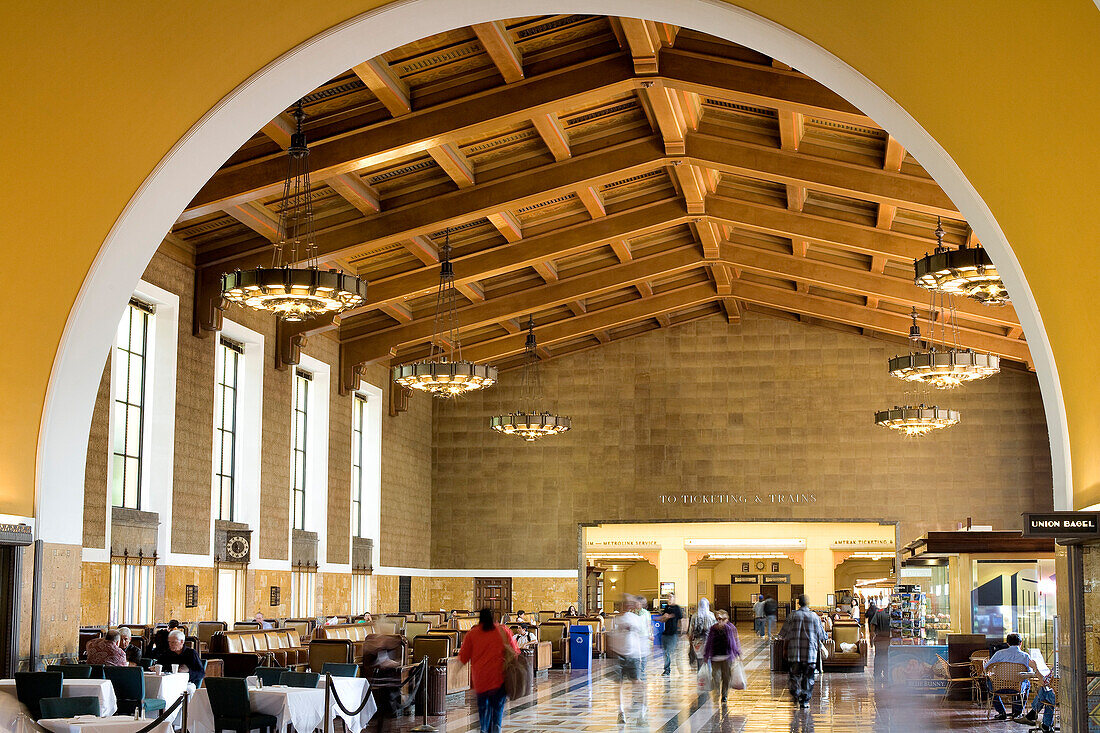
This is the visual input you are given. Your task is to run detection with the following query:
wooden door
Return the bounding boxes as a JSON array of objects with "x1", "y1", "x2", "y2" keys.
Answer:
[
  {"x1": 759, "y1": 584, "x2": 779, "y2": 604},
  {"x1": 713, "y1": 584, "x2": 731, "y2": 615},
  {"x1": 790, "y1": 584, "x2": 804, "y2": 604},
  {"x1": 474, "y1": 577, "x2": 512, "y2": 617}
]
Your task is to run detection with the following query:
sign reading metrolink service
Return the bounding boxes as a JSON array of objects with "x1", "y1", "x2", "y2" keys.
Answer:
[
  {"x1": 660, "y1": 493, "x2": 817, "y2": 505},
  {"x1": 1023, "y1": 512, "x2": 1100, "y2": 537}
]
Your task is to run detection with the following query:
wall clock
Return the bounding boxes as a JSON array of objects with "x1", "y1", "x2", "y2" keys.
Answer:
[
  {"x1": 225, "y1": 533, "x2": 251, "y2": 562},
  {"x1": 755, "y1": 561, "x2": 766, "y2": 571}
]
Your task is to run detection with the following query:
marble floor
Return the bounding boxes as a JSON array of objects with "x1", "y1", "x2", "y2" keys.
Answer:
[{"x1": 386, "y1": 628, "x2": 1036, "y2": 733}]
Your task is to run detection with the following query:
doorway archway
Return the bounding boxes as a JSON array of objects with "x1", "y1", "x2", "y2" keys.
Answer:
[{"x1": 35, "y1": 0, "x2": 1069, "y2": 548}]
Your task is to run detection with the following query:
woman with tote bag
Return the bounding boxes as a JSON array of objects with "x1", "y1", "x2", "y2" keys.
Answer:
[
  {"x1": 687, "y1": 598, "x2": 716, "y2": 668},
  {"x1": 459, "y1": 608, "x2": 523, "y2": 733},
  {"x1": 703, "y1": 609, "x2": 744, "y2": 703}
]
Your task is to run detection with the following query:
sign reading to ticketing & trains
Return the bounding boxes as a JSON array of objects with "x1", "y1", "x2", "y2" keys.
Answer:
[
  {"x1": 1023, "y1": 512, "x2": 1100, "y2": 537},
  {"x1": 659, "y1": 493, "x2": 817, "y2": 505}
]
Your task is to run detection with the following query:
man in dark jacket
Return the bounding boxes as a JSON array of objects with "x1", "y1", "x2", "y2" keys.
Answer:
[
  {"x1": 868, "y1": 603, "x2": 893, "y2": 688},
  {"x1": 762, "y1": 596, "x2": 779, "y2": 638},
  {"x1": 154, "y1": 629, "x2": 204, "y2": 688},
  {"x1": 777, "y1": 595, "x2": 828, "y2": 708}
]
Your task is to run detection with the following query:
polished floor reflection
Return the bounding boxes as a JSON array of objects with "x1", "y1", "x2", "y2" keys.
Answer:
[{"x1": 390, "y1": 626, "x2": 1013, "y2": 732}]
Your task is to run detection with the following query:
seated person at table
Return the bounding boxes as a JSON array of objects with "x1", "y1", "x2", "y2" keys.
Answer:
[
  {"x1": 512, "y1": 624, "x2": 536, "y2": 647},
  {"x1": 155, "y1": 629, "x2": 205, "y2": 688},
  {"x1": 117, "y1": 627, "x2": 143, "y2": 666},
  {"x1": 253, "y1": 611, "x2": 272, "y2": 629},
  {"x1": 986, "y1": 633, "x2": 1041, "y2": 720},
  {"x1": 1016, "y1": 644, "x2": 1055, "y2": 731},
  {"x1": 87, "y1": 629, "x2": 128, "y2": 666},
  {"x1": 514, "y1": 610, "x2": 529, "y2": 624},
  {"x1": 150, "y1": 619, "x2": 181, "y2": 658}
]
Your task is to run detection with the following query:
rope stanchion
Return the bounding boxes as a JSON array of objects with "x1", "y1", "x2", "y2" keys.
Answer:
[
  {"x1": 14, "y1": 688, "x2": 189, "y2": 733},
  {"x1": 410, "y1": 656, "x2": 437, "y2": 733}
]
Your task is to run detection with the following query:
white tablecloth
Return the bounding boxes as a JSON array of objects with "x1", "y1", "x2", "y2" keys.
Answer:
[
  {"x1": 37, "y1": 714, "x2": 172, "y2": 733},
  {"x1": 0, "y1": 678, "x2": 118, "y2": 716},
  {"x1": 189, "y1": 679, "x2": 376, "y2": 733},
  {"x1": 143, "y1": 673, "x2": 190, "y2": 726}
]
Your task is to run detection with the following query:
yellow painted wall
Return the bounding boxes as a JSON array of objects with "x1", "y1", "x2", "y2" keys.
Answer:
[{"x1": 2, "y1": 1, "x2": 1099, "y2": 522}]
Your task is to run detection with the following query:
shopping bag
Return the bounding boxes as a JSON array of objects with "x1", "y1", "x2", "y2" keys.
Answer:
[
  {"x1": 498, "y1": 625, "x2": 529, "y2": 699},
  {"x1": 696, "y1": 662, "x2": 712, "y2": 691},
  {"x1": 730, "y1": 657, "x2": 747, "y2": 690}
]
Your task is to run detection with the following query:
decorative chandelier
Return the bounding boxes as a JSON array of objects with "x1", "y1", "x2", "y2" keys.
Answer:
[
  {"x1": 490, "y1": 317, "x2": 571, "y2": 442},
  {"x1": 914, "y1": 218, "x2": 1009, "y2": 306},
  {"x1": 874, "y1": 404, "x2": 960, "y2": 437},
  {"x1": 392, "y1": 234, "x2": 497, "y2": 397},
  {"x1": 888, "y1": 299, "x2": 1000, "y2": 389},
  {"x1": 221, "y1": 102, "x2": 367, "y2": 322}
]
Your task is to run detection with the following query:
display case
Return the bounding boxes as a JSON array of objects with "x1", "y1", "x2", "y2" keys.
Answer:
[{"x1": 890, "y1": 584, "x2": 927, "y2": 644}]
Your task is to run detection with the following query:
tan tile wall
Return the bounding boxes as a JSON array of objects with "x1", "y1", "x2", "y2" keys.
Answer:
[
  {"x1": 372, "y1": 573, "x2": 431, "y2": 612},
  {"x1": 431, "y1": 313, "x2": 1054, "y2": 569},
  {"x1": 162, "y1": 565, "x2": 215, "y2": 623},
  {"x1": 80, "y1": 561, "x2": 110, "y2": 626},
  {"x1": 1083, "y1": 544, "x2": 1099, "y2": 669},
  {"x1": 321, "y1": 571, "x2": 354, "y2": 616},
  {"x1": 428, "y1": 577, "x2": 475, "y2": 612},
  {"x1": 18, "y1": 544, "x2": 82, "y2": 664},
  {"x1": 512, "y1": 577, "x2": 577, "y2": 613},
  {"x1": 252, "y1": 569, "x2": 293, "y2": 618}
]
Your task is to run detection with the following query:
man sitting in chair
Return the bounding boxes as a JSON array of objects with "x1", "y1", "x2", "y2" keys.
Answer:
[
  {"x1": 1014, "y1": 642, "x2": 1055, "y2": 731},
  {"x1": 154, "y1": 629, "x2": 205, "y2": 689},
  {"x1": 985, "y1": 634, "x2": 1043, "y2": 721}
]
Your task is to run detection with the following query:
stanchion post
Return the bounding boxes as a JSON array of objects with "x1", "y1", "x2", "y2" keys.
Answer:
[
  {"x1": 410, "y1": 655, "x2": 437, "y2": 733},
  {"x1": 180, "y1": 689, "x2": 189, "y2": 733},
  {"x1": 324, "y1": 673, "x2": 332, "y2": 733}
]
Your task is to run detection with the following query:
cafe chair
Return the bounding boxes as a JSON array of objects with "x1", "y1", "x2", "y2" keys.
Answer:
[
  {"x1": 40, "y1": 695, "x2": 101, "y2": 719},
  {"x1": 104, "y1": 665, "x2": 167, "y2": 717},
  {"x1": 254, "y1": 666, "x2": 288, "y2": 687},
  {"x1": 321, "y1": 663, "x2": 358, "y2": 678},
  {"x1": 932, "y1": 654, "x2": 978, "y2": 705},
  {"x1": 87, "y1": 664, "x2": 105, "y2": 679},
  {"x1": 137, "y1": 657, "x2": 155, "y2": 670},
  {"x1": 279, "y1": 670, "x2": 320, "y2": 688},
  {"x1": 984, "y1": 661, "x2": 1030, "y2": 720},
  {"x1": 14, "y1": 671, "x2": 62, "y2": 720},
  {"x1": 45, "y1": 664, "x2": 93, "y2": 679},
  {"x1": 205, "y1": 677, "x2": 278, "y2": 733}
]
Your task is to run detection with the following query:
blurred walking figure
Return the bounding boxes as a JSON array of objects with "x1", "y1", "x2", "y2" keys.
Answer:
[
  {"x1": 868, "y1": 602, "x2": 892, "y2": 689},
  {"x1": 752, "y1": 595, "x2": 766, "y2": 637},
  {"x1": 458, "y1": 608, "x2": 521, "y2": 733},
  {"x1": 658, "y1": 593, "x2": 684, "y2": 675},
  {"x1": 611, "y1": 595, "x2": 651, "y2": 725},
  {"x1": 687, "y1": 597, "x2": 716, "y2": 668},
  {"x1": 762, "y1": 595, "x2": 779, "y2": 638},
  {"x1": 703, "y1": 609, "x2": 742, "y2": 703},
  {"x1": 778, "y1": 594, "x2": 829, "y2": 709}
]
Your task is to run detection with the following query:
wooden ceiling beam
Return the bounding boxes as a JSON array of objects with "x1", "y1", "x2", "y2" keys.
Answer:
[
  {"x1": 576, "y1": 184, "x2": 607, "y2": 219},
  {"x1": 567, "y1": 300, "x2": 587, "y2": 316},
  {"x1": 532, "y1": 261, "x2": 558, "y2": 282},
  {"x1": 379, "y1": 302, "x2": 413, "y2": 323},
  {"x1": 876, "y1": 202, "x2": 897, "y2": 230},
  {"x1": 531, "y1": 112, "x2": 571, "y2": 161},
  {"x1": 186, "y1": 51, "x2": 870, "y2": 218},
  {"x1": 728, "y1": 279, "x2": 1030, "y2": 363},
  {"x1": 706, "y1": 195, "x2": 933, "y2": 261},
  {"x1": 671, "y1": 162, "x2": 706, "y2": 214},
  {"x1": 710, "y1": 263, "x2": 733, "y2": 295},
  {"x1": 326, "y1": 173, "x2": 381, "y2": 215},
  {"x1": 655, "y1": 313, "x2": 672, "y2": 327},
  {"x1": 717, "y1": 240, "x2": 1020, "y2": 330},
  {"x1": 428, "y1": 143, "x2": 475, "y2": 188},
  {"x1": 685, "y1": 132, "x2": 957, "y2": 218},
  {"x1": 721, "y1": 297, "x2": 741, "y2": 324},
  {"x1": 486, "y1": 211, "x2": 523, "y2": 242},
  {"x1": 786, "y1": 185, "x2": 806, "y2": 213},
  {"x1": 610, "y1": 239, "x2": 633, "y2": 263},
  {"x1": 353, "y1": 57, "x2": 411, "y2": 117},
  {"x1": 643, "y1": 80, "x2": 688, "y2": 154},
  {"x1": 697, "y1": 218, "x2": 721, "y2": 259},
  {"x1": 635, "y1": 281, "x2": 654, "y2": 298},
  {"x1": 456, "y1": 281, "x2": 485, "y2": 302},
  {"x1": 472, "y1": 21, "x2": 524, "y2": 83},
  {"x1": 884, "y1": 135, "x2": 906, "y2": 171},
  {"x1": 261, "y1": 113, "x2": 296, "y2": 149},
  {"x1": 778, "y1": 110, "x2": 804, "y2": 152},
  {"x1": 403, "y1": 235, "x2": 439, "y2": 266},
  {"x1": 199, "y1": 137, "x2": 665, "y2": 268},
  {"x1": 618, "y1": 17, "x2": 661, "y2": 74},
  {"x1": 419, "y1": 281, "x2": 716, "y2": 364},
  {"x1": 339, "y1": 246, "x2": 702, "y2": 373},
  {"x1": 341, "y1": 198, "x2": 689, "y2": 314},
  {"x1": 221, "y1": 201, "x2": 280, "y2": 241}
]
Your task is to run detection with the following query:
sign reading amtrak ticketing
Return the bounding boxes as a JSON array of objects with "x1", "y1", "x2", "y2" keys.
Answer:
[{"x1": 1023, "y1": 512, "x2": 1100, "y2": 537}]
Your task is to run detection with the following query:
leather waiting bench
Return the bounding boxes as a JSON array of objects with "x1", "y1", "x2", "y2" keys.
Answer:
[
  {"x1": 314, "y1": 622, "x2": 378, "y2": 657},
  {"x1": 208, "y1": 629, "x2": 308, "y2": 676},
  {"x1": 538, "y1": 622, "x2": 570, "y2": 669},
  {"x1": 411, "y1": 635, "x2": 470, "y2": 697},
  {"x1": 823, "y1": 621, "x2": 867, "y2": 671}
]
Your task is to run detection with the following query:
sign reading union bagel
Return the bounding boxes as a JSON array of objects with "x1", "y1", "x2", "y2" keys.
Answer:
[
  {"x1": 1023, "y1": 512, "x2": 1100, "y2": 537},
  {"x1": 660, "y1": 493, "x2": 817, "y2": 505}
]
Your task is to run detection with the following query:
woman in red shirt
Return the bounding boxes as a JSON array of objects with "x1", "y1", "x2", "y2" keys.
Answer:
[{"x1": 458, "y1": 608, "x2": 520, "y2": 733}]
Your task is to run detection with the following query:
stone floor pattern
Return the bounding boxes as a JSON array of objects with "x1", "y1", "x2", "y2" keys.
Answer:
[{"x1": 387, "y1": 627, "x2": 1039, "y2": 732}]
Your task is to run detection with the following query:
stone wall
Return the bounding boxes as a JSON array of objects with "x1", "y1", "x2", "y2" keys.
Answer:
[{"x1": 432, "y1": 313, "x2": 1054, "y2": 569}]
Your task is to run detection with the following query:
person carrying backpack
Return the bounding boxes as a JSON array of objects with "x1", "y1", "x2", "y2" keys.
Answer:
[
  {"x1": 703, "y1": 609, "x2": 743, "y2": 703},
  {"x1": 762, "y1": 596, "x2": 779, "y2": 638}
]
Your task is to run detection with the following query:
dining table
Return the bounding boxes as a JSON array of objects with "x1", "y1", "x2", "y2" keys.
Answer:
[
  {"x1": 35, "y1": 714, "x2": 173, "y2": 733},
  {"x1": 187, "y1": 677, "x2": 376, "y2": 733},
  {"x1": 0, "y1": 678, "x2": 118, "y2": 716},
  {"x1": 142, "y1": 672, "x2": 190, "y2": 726}
]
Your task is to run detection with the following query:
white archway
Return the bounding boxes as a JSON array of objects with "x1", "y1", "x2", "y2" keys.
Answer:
[{"x1": 35, "y1": 0, "x2": 1071, "y2": 542}]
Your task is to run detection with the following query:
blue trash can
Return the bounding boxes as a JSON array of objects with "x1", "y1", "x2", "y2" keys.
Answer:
[
  {"x1": 570, "y1": 625, "x2": 593, "y2": 670},
  {"x1": 651, "y1": 614, "x2": 665, "y2": 647}
]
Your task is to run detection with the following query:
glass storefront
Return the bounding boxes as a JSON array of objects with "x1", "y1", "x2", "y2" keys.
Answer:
[
  {"x1": 924, "y1": 564, "x2": 951, "y2": 642},
  {"x1": 971, "y1": 558, "x2": 1056, "y2": 658}
]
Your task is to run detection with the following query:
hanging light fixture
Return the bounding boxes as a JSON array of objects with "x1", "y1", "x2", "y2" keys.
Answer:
[
  {"x1": 220, "y1": 102, "x2": 367, "y2": 322},
  {"x1": 914, "y1": 218, "x2": 1009, "y2": 306},
  {"x1": 874, "y1": 404, "x2": 960, "y2": 437},
  {"x1": 392, "y1": 233, "x2": 497, "y2": 397},
  {"x1": 887, "y1": 298, "x2": 1000, "y2": 389},
  {"x1": 489, "y1": 317, "x2": 571, "y2": 441}
]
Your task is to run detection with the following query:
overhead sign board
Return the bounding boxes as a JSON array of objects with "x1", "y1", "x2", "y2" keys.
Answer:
[
  {"x1": 1023, "y1": 512, "x2": 1100, "y2": 538},
  {"x1": 732, "y1": 574, "x2": 759, "y2": 584},
  {"x1": 763, "y1": 574, "x2": 791, "y2": 584}
]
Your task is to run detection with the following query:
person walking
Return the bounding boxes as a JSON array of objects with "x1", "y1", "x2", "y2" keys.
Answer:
[
  {"x1": 687, "y1": 597, "x2": 716, "y2": 668},
  {"x1": 703, "y1": 609, "x2": 742, "y2": 704},
  {"x1": 762, "y1": 595, "x2": 779, "y2": 638},
  {"x1": 458, "y1": 608, "x2": 521, "y2": 733},
  {"x1": 658, "y1": 593, "x2": 684, "y2": 676},
  {"x1": 611, "y1": 595, "x2": 650, "y2": 725},
  {"x1": 777, "y1": 594, "x2": 829, "y2": 709},
  {"x1": 868, "y1": 602, "x2": 892, "y2": 689},
  {"x1": 752, "y1": 595, "x2": 766, "y2": 637}
]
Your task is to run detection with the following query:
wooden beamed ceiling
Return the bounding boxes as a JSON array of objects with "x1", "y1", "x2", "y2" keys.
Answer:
[{"x1": 170, "y1": 14, "x2": 1029, "y2": 386}]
